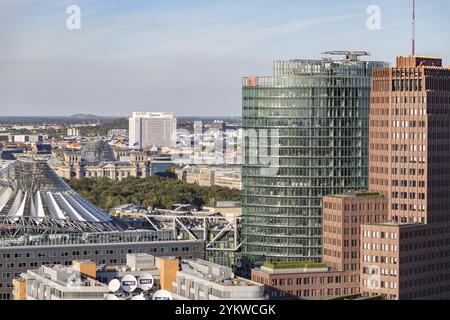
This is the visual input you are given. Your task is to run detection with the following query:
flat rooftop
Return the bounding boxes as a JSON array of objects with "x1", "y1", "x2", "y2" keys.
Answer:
[
  {"x1": 328, "y1": 191, "x2": 384, "y2": 200},
  {"x1": 364, "y1": 222, "x2": 426, "y2": 229},
  {"x1": 27, "y1": 265, "x2": 107, "y2": 289},
  {"x1": 180, "y1": 259, "x2": 261, "y2": 287},
  {"x1": 262, "y1": 261, "x2": 328, "y2": 270}
]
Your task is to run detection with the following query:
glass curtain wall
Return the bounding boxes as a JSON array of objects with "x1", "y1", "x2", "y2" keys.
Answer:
[{"x1": 242, "y1": 58, "x2": 389, "y2": 265}]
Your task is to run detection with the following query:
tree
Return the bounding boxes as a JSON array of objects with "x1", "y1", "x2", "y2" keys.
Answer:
[{"x1": 66, "y1": 176, "x2": 241, "y2": 212}]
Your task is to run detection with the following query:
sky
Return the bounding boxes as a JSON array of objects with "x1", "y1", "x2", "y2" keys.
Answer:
[{"x1": 0, "y1": 0, "x2": 449, "y2": 117}]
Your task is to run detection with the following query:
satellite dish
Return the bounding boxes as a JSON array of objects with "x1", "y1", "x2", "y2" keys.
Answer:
[
  {"x1": 121, "y1": 275, "x2": 138, "y2": 293},
  {"x1": 138, "y1": 273, "x2": 154, "y2": 292},
  {"x1": 104, "y1": 294, "x2": 120, "y2": 300},
  {"x1": 108, "y1": 279, "x2": 121, "y2": 293},
  {"x1": 131, "y1": 294, "x2": 146, "y2": 301},
  {"x1": 153, "y1": 290, "x2": 173, "y2": 301}
]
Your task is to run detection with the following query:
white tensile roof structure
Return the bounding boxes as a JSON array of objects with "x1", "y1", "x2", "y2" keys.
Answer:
[{"x1": 0, "y1": 159, "x2": 126, "y2": 235}]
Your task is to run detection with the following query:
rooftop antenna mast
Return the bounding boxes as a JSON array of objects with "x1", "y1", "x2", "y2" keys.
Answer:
[{"x1": 412, "y1": 0, "x2": 416, "y2": 56}]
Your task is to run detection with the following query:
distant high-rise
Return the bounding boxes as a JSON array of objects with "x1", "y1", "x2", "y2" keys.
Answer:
[
  {"x1": 129, "y1": 112, "x2": 177, "y2": 149},
  {"x1": 242, "y1": 53, "x2": 388, "y2": 265}
]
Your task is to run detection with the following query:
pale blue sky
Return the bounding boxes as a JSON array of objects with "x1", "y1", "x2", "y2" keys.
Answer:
[{"x1": 0, "y1": 0, "x2": 449, "y2": 117}]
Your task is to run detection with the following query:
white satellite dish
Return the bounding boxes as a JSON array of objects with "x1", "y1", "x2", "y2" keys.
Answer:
[
  {"x1": 108, "y1": 279, "x2": 121, "y2": 293},
  {"x1": 104, "y1": 294, "x2": 120, "y2": 300},
  {"x1": 138, "y1": 273, "x2": 154, "y2": 292},
  {"x1": 131, "y1": 294, "x2": 146, "y2": 301},
  {"x1": 153, "y1": 290, "x2": 173, "y2": 301},
  {"x1": 121, "y1": 275, "x2": 138, "y2": 293}
]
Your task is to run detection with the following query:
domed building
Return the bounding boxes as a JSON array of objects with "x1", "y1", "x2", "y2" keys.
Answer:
[
  {"x1": 52, "y1": 139, "x2": 150, "y2": 181},
  {"x1": 80, "y1": 140, "x2": 116, "y2": 163}
]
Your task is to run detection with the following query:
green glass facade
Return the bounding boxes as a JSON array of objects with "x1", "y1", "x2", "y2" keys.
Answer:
[{"x1": 242, "y1": 58, "x2": 388, "y2": 265}]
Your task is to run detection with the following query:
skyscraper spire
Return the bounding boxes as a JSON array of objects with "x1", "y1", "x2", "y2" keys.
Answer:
[{"x1": 412, "y1": 0, "x2": 416, "y2": 56}]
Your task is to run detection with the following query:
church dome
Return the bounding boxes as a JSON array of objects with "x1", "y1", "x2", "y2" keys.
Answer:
[{"x1": 80, "y1": 140, "x2": 116, "y2": 163}]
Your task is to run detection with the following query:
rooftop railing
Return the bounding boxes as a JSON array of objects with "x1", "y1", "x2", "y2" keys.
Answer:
[{"x1": 0, "y1": 229, "x2": 179, "y2": 248}]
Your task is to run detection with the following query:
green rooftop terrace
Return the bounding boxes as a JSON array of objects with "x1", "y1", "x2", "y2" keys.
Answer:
[
  {"x1": 263, "y1": 262, "x2": 328, "y2": 270},
  {"x1": 328, "y1": 191, "x2": 385, "y2": 200}
]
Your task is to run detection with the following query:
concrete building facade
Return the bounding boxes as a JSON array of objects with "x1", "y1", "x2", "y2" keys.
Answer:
[
  {"x1": 0, "y1": 233, "x2": 204, "y2": 300},
  {"x1": 17, "y1": 264, "x2": 109, "y2": 300},
  {"x1": 129, "y1": 112, "x2": 177, "y2": 149},
  {"x1": 171, "y1": 259, "x2": 265, "y2": 300}
]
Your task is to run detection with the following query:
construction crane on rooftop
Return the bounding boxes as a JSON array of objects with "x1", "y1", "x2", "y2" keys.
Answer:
[{"x1": 322, "y1": 51, "x2": 371, "y2": 61}]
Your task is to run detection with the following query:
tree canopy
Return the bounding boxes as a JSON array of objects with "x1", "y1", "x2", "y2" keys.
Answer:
[{"x1": 67, "y1": 176, "x2": 241, "y2": 211}]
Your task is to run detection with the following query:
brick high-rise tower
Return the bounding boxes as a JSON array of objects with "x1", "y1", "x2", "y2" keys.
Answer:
[{"x1": 361, "y1": 56, "x2": 450, "y2": 300}]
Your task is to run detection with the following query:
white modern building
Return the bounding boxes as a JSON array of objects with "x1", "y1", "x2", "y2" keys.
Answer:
[
  {"x1": 10, "y1": 135, "x2": 45, "y2": 144},
  {"x1": 67, "y1": 128, "x2": 81, "y2": 137},
  {"x1": 18, "y1": 264, "x2": 110, "y2": 300},
  {"x1": 129, "y1": 112, "x2": 177, "y2": 149},
  {"x1": 108, "y1": 129, "x2": 128, "y2": 138}
]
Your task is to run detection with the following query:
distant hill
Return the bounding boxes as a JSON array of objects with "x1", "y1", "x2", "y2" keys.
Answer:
[{"x1": 67, "y1": 114, "x2": 102, "y2": 120}]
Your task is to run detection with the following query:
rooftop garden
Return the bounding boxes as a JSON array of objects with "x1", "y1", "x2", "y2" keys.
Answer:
[
  {"x1": 330, "y1": 192, "x2": 384, "y2": 200},
  {"x1": 263, "y1": 261, "x2": 328, "y2": 270}
]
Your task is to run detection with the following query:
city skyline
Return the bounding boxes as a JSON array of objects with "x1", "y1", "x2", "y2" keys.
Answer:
[
  {"x1": 1, "y1": 0, "x2": 449, "y2": 117},
  {"x1": 2, "y1": 0, "x2": 450, "y2": 303}
]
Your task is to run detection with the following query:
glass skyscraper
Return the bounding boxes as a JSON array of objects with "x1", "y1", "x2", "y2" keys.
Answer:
[{"x1": 242, "y1": 55, "x2": 388, "y2": 265}]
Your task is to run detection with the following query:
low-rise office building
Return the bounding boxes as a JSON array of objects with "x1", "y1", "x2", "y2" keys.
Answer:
[
  {"x1": 14, "y1": 254, "x2": 179, "y2": 300},
  {"x1": 251, "y1": 191, "x2": 388, "y2": 300},
  {"x1": 252, "y1": 262, "x2": 353, "y2": 300},
  {"x1": 1, "y1": 231, "x2": 204, "y2": 300},
  {"x1": 178, "y1": 165, "x2": 242, "y2": 190},
  {"x1": 16, "y1": 263, "x2": 109, "y2": 300},
  {"x1": 172, "y1": 259, "x2": 265, "y2": 300},
  {"x1": 16, "y1": 255, "x2": 264, "y2": 301}
]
